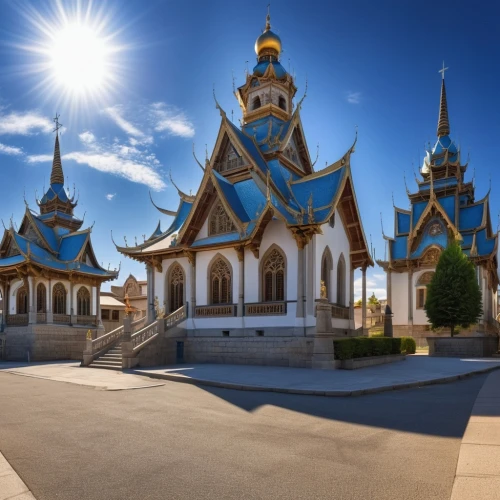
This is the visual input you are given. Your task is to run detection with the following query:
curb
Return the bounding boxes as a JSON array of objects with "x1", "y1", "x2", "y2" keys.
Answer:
[
  {"x1": 135, "y1": 364, "x2": 500, "y2": 397},
  {"x1": 0, "y1": 450, "x2": 36, "y2": 500}
]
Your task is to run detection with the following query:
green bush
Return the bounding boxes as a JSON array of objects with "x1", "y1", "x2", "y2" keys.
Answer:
[
  {"x1": 334, "y1": 337, "x2": 404, "y2": 360},
  {"x1": 370, "y1": 332, "x2": 384, "y2": 338},
  {"x1": 400, "y1": 336, "x2": 416, "y2": 354}
]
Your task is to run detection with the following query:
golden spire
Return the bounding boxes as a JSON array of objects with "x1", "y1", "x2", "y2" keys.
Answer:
[
  {"x1": 437, "y1": 63, "x2": 450, "y2": 137},
  {"x1": 50, "y1": 114, "x2": 64, "y2": 185},
  {"x1": 255, "y1": 5, "x2": 282, "y2": 60}
]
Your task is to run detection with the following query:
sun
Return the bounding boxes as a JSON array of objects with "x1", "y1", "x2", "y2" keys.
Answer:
[{"x1": 50, "y1": 23, "x2": 110, "y2": 94}]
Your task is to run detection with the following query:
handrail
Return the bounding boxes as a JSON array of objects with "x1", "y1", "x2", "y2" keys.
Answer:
[
  {"x1": 85, "y1": 324, "x2": 124, "y2": 356},
  {"x1": 164, "y1": 304, "x2": 187, "y2": 329},
  {"x1": 131, "y1": 316, "x2": 146, "y2": 330}
]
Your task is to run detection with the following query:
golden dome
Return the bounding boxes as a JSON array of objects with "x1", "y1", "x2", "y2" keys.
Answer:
[{"x1": 255, "y1": 14, "x2": 281, "y2": 59}]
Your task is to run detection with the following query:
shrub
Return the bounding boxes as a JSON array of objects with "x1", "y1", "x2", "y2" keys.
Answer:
[
  {"x1": 391, "y1": 337, "x2": 402, "y2": 354},
  {"x1": 352, "y1": 337, "x2": 372, "y2": 357},
  {"x1": 370, "y1": 337, "x2": 392, "y2": 356},
  {"x1": 370, "y1": 332, "x2": 384, "y2": 338},
  {"x1": 400, "y1": 336, "x2": 416, "y2": 354},
  {"x1": 334, "y1": 337, "x2": 404, "y2": 360},
  {"x1": 333, "y1": 339, "x2": 355, "y2": 360}
]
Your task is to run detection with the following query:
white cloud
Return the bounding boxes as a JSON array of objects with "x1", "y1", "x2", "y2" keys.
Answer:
[
  {"x1": 0, "y1": 111, "x2": 53, "y2": 135},
  {"x1": 26, "y1": 154, "x2": 52, "y2": 163},
  {"x1": 106, "y1": 193, "x2": 116, "y2": 201},
  {"x1": 373, "y1": 273, "x2": 386, "y2": 280},
  {"x1": 346, "y1": 91, "x2": 362, "y2": 104},
  {"x1": 79, "y1": 131, "x2": 96, "y2": 144},
  {"x1": 0, "y1": 143, "x2": 23, "y2": 155},
  {"x1": 103, "y1": 105, "x2": 152, "y2": 144},
  {"x1": 353, "y1": 277, "x2": 386, "y2": 301},
  {"x1": 151, "y1": 102, "x2": 195, "y2": 138}
]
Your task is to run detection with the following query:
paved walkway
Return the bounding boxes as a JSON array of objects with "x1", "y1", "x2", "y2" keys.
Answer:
[
  {"x1": 451, "y1": 369, "x2": 500, "y2": 500},
  {"x1": 134, "y1": 356, "x2": 500, "y2": 396},
  {"x1": 0, "y1": 361, "x2": 165, "y2": 391},
  {"x1": 0, "y1": 451, "x2": 36, "y2": 500}
]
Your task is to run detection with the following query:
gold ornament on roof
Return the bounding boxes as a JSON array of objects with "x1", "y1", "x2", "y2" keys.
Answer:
[{"x1": 255, "y1": 7, "x2": 282, "y2": 59}]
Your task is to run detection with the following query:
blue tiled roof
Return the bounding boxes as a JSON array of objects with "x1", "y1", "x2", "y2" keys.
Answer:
[
  {"x1": 267, "y1": 159, "x2": 300, "y2": 211},
  {"x1": 227, "y1": 120, "x2": 268, "y2": 174},
  {"x1": 212, "y1": 171, "x2": 252, "y2": 223},
  {"x1": 242, "y1": 116, "x2": 291, "y2": 153},
  {"x1": 391, "y1": 236, "x2": 408, "y2": 259},
  {"x1": 410, "y1": 220, "x2": 447, "y2": 258},
  {"x1": 438, "y1": 195, "x2": 456, "y2": 224},
  {"x1": 412, "y1": 201, "x2": 427, "y2": 228},
  {"x1": 163, "y1": 199, "x2": 193, "y2": 238},
  {"x1": 396, "y1": 211, "x2": 410, "y2": 234},
  {"x1": 40, "y1": 183, "x2": 69, "y2": 203},
  {"x1": 38, "y1": 211, "x2": 82, "y2": 223},
  {"x1": 252, "y1": 60, "x2": 288, "y2": 79},
  {"x1": 476, "y1": 228, "x2": 496, "y2": 256},
  {"x1": 461, "y1": 233, "x2": 474, "y2": 248},
  {"x1": 31, "y1": 213, "x2": 58, "y2": 251},
  {"x1": 459, "y1": 203, "x2": 484, "y2": 231},
  {"x1": 290, "y1": 167, "x2": 345, "y2": 211},
  {"x1": 419, "y1": 177, "x2": 458, "y2": 192},
  {"x1": 191, "y1": 232, "x2": 241, "y2": 247},
  {"x1": 0, "y1": 255, "x2": 25, "y2": 267},
  {"x1": 233, "y1": 179, "x2": 267, "y2": 221},
  {"x1": 59, "y1": 232, "x2": 88, "y2": 261}
]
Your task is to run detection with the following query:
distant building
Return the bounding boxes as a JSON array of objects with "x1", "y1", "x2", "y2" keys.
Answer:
[
  {"x1": 378, "y1": 74, "x2": 498, "y2": 343},
  {"x1": 110, "y1": 274, "x2": 147, "y2": 320}
]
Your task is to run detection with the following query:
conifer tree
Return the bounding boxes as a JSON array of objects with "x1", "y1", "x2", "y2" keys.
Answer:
[{"x1": 425, "y1": 241, "x2": 482, "y2": 337}]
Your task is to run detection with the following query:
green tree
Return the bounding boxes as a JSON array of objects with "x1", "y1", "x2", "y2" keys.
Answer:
[
  {"x1": 425, "y1": 241, "x2": 482, "y2": 337},
  {"x1": 368, "y1": 293, "x2": 379, "y2": 306}
]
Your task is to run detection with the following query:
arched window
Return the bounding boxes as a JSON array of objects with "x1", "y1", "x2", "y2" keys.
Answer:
[
  {"x1": 209, "y1": 202, "x2": 236, "y2": 236},
  {"x1": 252, "y1": 95, "x2": 261, "y2": 110},
  {"x1": 416, "y1": 271, "x2": 434, "y2": 309},
  {"x1": 278, "y1": 95, "x2": 287, "y2": 111},
  {"x1": 262, "y1": 247, "x2": 286, "y2": 302},
  {"x1": 77, "y1": 287, "x2": 91, "y2": 316},
  {"x1": 210, "y1": 258, "x2": 232, "y2": 304},
  {"x1": 17, "y1": 285, "x2": 28, "y2": 314},
  {"x1": 169, "y1": 264, "x2": 185, "y2": 312},
  {"x1": 321, "y1": 247, "x2": 333, "y2": 302},
  {"x1": 53, "y1": 283, "x2": 67, "y2": 315},
  {"x1": 336, "y1": 254, "x2": 346, "y2": 306},
  {"x1": 36, "y1": 283, "x2": 46, "y2": 313}
]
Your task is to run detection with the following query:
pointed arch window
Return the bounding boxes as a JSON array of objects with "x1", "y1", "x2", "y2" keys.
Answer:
[
  {"x1": 209, "y1": 202, "x2": 236, "y2": 236},
  {"x1": 262, "y1": 248, "x2": 286, "y2": 302},
  {"x1": 77, "y1": 287, "x2": 91, "y2": 316},
  {"x1": 252, "y1": 95, "x2": 261, "y2": 110},
  {"x1": 336, "y1": 255, "x2": 346, "y2": 306},
  {"x1": 17, "y1": 285, "x2": 28, "y2": 315},
  {"x1": 210, "y1": 258, "x2": 232, "y2": 304},
  {"x1": 37, "y1": 283, "x2": 46, "y2": 313},
  {"x1": 321, "y1": 248, "x2": 333, "y2": 302},
  {"x1": 169, "y1": 264, "x2": 185, "y2": 312},
  {"x1": 53, "y1": 283, "x2": 67, "y2": 315},
  {"x1": 278, "y1": 96, "x2": 287, "y2": 111}
]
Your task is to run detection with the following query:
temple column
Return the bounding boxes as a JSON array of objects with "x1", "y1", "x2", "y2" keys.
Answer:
[
  {"x1": 189, "y1": 253, "x2": 196, "y2": 319},
  {"x1": 349, "y1": 265, "x2": 355, "y2": 325},
  {"x1": 96, "y1": 283, "x2": 102, "y2": 327},
  {"x1": 296, "y1": 242, "x2": 305, "y2": 318},
  {"x1": 6, "y1": 281, "x2": 10, "y2": 324},
  {"x1": 28, "y1": 276, "x2": 35, "y2": 324},
  {"x1": 408, "y1": 268, "x2": 414, "y2": 330},
  {"x1": 47, "y1": 279, "x2": 53, "y2": 323},
  {"x1": 361, "y1": 266, "x2": 367, "y2": 333},
  {"x1": 236, "y1": 247, "x2": 244, "y2": 317},
  {"x1": 387, "y1": 269, "x2": 392, "y2": 308},
  {"x1": 146, "y1": 265, "x2": 155, "y2": 323},
  {"x1": 1, "y1": 281, "x2": 5, "y2": 329},
  {"x1": 70, "y1": 281, "x2": 76, "y2": 325}
]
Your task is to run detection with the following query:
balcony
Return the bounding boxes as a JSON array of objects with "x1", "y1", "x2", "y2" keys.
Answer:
[
  {"x1": 53, "y1": 314, "x2": 71, "y2": 324},
  {"x1": 245, "y1": 302, "x2": 287, "y2": 316},
  {"x1": 6, "y1": 314, "x2": 28, "y2": 326},
  {"x1": 195, "y1": 305, "x2": 237, "y2": 318},
  {"x1": 76, "y1": 315, "x2": 98, "y2": 326},
  {"x1": 331, "y1": 304, "x2": 350, "y2": 320}
]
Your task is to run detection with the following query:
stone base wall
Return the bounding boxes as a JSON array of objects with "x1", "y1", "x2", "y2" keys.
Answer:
[
  {"x1": 183, "y1": 336, "x2": 314, "y2": 368},
  {"x1": 428, "y1": 336, "x2": 498, "y2": 358},
  {"x1": 393, "y1": 324, "x2": 482, "y2": 348},
  {"x1": 2, "y1": 324, "x2": 98, "y2": 361}
]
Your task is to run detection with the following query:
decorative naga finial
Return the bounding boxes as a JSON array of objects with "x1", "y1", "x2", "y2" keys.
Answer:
[{"x1": 437, "y1": 62, "x2": 450, "y2": 137}]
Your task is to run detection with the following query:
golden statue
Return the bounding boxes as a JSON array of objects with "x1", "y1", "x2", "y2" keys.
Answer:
[
  {"x1": 124, "y1": 293, "x2": 133, "y2": 317},
  {"x1": 154, "y1": 296, "x2": 165, "y2": 319},
  {"x1": 86, "y1": 329, "x2": 92, "y2": 340},
  {"x1": 320, "y1": 280, "x2": 327, "y2": 300}
]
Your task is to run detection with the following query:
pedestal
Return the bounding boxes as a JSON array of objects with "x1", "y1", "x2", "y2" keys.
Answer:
[{"x1": 312, "y1": 300, "x2": 336, "y2": 369}]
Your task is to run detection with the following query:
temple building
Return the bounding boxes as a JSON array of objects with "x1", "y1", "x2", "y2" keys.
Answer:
[
  {"x1": 377, "y1": 71, "x2": 499, "y2": 344},
  {"x1": 115, "y1": 14, "x2": 373, "y2": 368},
  {"x1": 0, "y1": 120, "x2": 118, "y2": 360}
]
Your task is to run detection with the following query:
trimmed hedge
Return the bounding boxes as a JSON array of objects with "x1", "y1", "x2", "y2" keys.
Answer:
[
  {"x1": 333, "y1": 337, "x2": 403, "y2": 360},
  {"x1": 400, "y1": 336, "x2": 416, "y2": 354}
]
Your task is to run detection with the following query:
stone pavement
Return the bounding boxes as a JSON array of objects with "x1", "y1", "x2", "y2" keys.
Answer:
[
  {"x1": 451, "y1": 369, "x2": 500, "y2": 500},
  {"x1": 0, "y1": 451, "x2": 36, "y2": 500},
  {"x1": 0, "y1": 361, "x2": 165, "y2": 391},
  {"x1": 134, "y1": 355, "x2": 500, "y2": 396}
]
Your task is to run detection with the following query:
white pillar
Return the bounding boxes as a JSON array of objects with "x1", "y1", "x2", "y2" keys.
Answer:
[
  {"x1": 408, "y1": 269, "x2": 413, "y2": 330},
  {"x1": 296, "y1": 242, "x2": 305, "y2": 318},
  {"x1": 361, "y1": 266, "x2": 367, "y2": 332},
  {"x1": 387, "y1": 270, "x2": 392, "y2": 308},
  {"x1": 146, "y1": 265, "x2": 155, "y2": 323},
  {"x1": 349, "y1": 266, "x2": 355, "y2": 325},
  {"x1": 237, "y1": 248, "x2": 244, "y2": 317},
  {"x1": 190, "y1": 257, "x2": 196, "y2": 318},
  {"x1": 28, "y1": 276, "x2": 35, "y2": 324}
]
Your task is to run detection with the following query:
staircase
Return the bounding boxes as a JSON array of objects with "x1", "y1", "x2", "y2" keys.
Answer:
[{"x1": 88, "y1": 342, "x2": 123, "y2": 370}]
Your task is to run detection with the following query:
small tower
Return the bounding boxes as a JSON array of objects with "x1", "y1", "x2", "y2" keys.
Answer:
[{"x1": 235, "y1": 9, "x2": 297, "y2": 124}]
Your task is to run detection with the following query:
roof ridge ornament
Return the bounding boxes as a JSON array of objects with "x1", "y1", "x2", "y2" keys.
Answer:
[
  {"x1": 437, "y1": 63, "x2": 450, "y2": 137},
  {"x1": 50, "y1": 113, "x2": 65, "y2": 185}
]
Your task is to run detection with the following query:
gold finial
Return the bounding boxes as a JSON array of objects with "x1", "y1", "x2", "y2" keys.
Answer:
[
  {"x1": 437, "y1": 63, "x2": 450, "y2": 137},
  {"x1": 265, "y1": 4, "x2": 271, "y2": 31}
]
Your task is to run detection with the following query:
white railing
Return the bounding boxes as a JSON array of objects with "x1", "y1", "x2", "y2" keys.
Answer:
[
  {"x1": 54, "y1": 314, "x2": 71, "y2": 324},
  {"x1": 245, "y1": 302, "x2": 286, "y2": 316},
  {"x1": 331, "y1": 304, "x2": 350, "y2": 320},
  {"x1": 131, "y1": 316, "x2": 146, "y2": 331},
  {"x1": 6, "y1": 314, "x2": 29, "y2": 325},
  {"x1": 164, "y1": 305, "x2": 187, "y2": 329},
  {"x1": 77, "y1": 315, "x2": 97, "y2": 326},
  {"x1": 90, "y1": 325, "x2": 124, "y2": 354},
  {"x1": 195, "y1": 304, "x2": 236, "y2": 317},
  {"x1": 131, "y1": 321, "x2": 159, "y2": 351}
]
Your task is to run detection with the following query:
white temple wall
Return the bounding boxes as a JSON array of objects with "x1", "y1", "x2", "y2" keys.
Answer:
[
  {"x1": 194, "y1": 218, "x2": 209, "y2": 241},
  {"x1": 9, "y1": 279, "x2": 23, "y2": 314},
  {"x1": 244, "y1": 246, "x2": 259, "y2": 303},
  {"x1": 313, "y1": 217, "x2": 351, "y2": 303},
  {"x1": 412, "y1": 269, "x2": 431, "y2": 326},
  {"x1": 195, "y1": 248, "x2": 240, "y2": 306},
  {"x1": 158, "y1": 257, "x2": 192, "y2": 313},
  {"x1": 391, "y1": 272, "x2": 408, "y2": 324}
]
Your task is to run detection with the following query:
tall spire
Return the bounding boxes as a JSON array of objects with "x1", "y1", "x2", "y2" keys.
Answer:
[
  {"x1": 50, "y1": 114, "x2": 64, "y2": 185},
  {"x1": 437, "y1": 63, "x2": 450, "y2": 137}
]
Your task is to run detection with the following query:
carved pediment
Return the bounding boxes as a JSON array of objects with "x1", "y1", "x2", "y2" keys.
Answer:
[{"x1": 421, "y1": 247, "x2": 441, "y2": 265}]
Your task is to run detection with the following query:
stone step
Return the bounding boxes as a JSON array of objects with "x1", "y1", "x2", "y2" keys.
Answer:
[
  {"x1": 102, "y1": 354, "x2": 122, "y2": 360},
  {"x1": 89, "y1": 363, "x2": 122, "y2": 371},
  {"x1": 107, "y1": 349, "x2": 122, "y2": 354},
  {"x1": 92, "y1": 359, "x2": 122, "y2": 367}
]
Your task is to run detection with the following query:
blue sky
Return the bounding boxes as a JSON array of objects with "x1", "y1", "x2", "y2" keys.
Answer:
[{"x1": 0, "y1": 0, "x2": 498, "y2": 298}]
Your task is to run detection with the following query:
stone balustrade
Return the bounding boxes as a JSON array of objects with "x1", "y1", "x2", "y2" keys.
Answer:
[
  {"x1": 36, "y1": 313, "x2": 47, "y2": 323},
  {"x1": 6, "y1": 314, "x2": 28, "y2": 325},
  {"x1": 76, "y1": 315, "x2": 97, "y2": 326},
  {"x1": 163, "y1": 305, "x2": 187, "y2": 330},
  {"x1": 54, "y1": 314, "x2": 71, "y2": 324},
  {"x1": 195, "y1": 305, "x2": 236, "y2": 317},
  {"x1": 245, "y1": 302, "x2": 286, "y2": 316},
  {"x1": 130, "y1": 321, "x2": 159, "y2": 350},
  {"x1": 81, "y1": 324, "x2": 124, "y2": 366},
  {"x1": 331, "y1": 304, "x2": 350, "y2": 320}
]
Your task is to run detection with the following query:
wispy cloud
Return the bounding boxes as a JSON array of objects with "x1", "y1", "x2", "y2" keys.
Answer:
[
  {"x1": 0, "y1": 143, "x2": 23, "y2": 155},
  {"x1": 346, "y1": 91, "x2": 362, "y2": 104},
  {"x1": 79, "y1": 131, "x2": 96, "y2": 144},
  {"x1": 150, "y1": 102, "x2": 195, "y2": 138},
  {"x1": 354, "y1": 275, "x2": 386, "y2": 301},
  {"x1": 26, "y1": 154, "x2": 53, "y2": 163},
  {"x1": 103, "y1": 105, "x2": 153, "y2": 144},
  {"x1": 0, "y1": 111, "x2": 53, "y2": 135},
  {"x1": 106, "y1": 193, "x2": 116, "y2": 201}
]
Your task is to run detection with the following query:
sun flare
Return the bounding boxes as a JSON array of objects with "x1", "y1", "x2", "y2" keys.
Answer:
[{"x1": 50, "y1": 23, "x2": 110, "y2": 93}]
